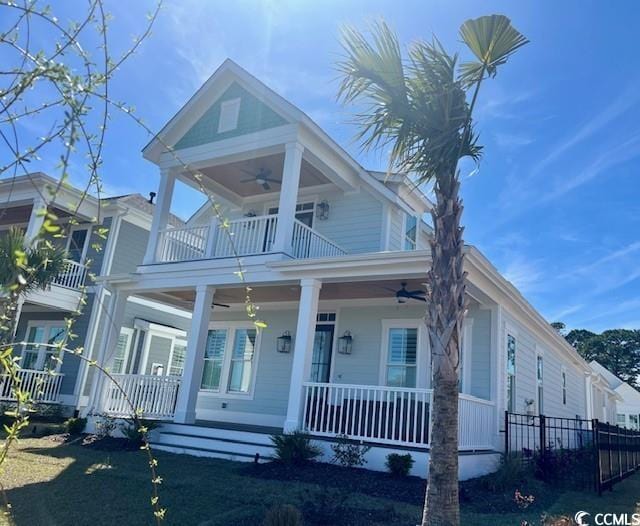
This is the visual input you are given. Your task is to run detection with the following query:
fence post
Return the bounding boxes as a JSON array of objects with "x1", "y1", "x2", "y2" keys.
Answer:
[
  {"x1": 539, "y1": 414, "x2": 546, "y2": 454},
  {"x1": 592, "y1": 419, "x2": 601, "y2": 495},
  {"x1": 504, "y1": 411, "x2": 509, "y2": 454}
]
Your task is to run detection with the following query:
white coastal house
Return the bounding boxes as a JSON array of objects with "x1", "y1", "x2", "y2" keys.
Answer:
[
  {"x1": 68, "y1": 59, "x2": 618, "y2": 478},
  {"x1": 590, "y1": 360, "x2": 640, "y2": 430}
]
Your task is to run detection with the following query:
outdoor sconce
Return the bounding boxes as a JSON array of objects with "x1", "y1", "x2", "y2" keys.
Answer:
[
  {"x1": 316, "y1": 200, "x2": 330, "y2": 220},
  {"x1": 277, "y1": 331, "x2": 292, "y2": 353},
  {"x1": 337, "y1": 330, "x2": 353, "y2": 355}
]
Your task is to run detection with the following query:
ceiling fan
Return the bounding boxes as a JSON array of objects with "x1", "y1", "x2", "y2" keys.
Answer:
[
  {"x1": 383, "y1": 282, "x2": 426, "y2": 304},
  {"x1": 211, "y1": 301, "x2": 230, "y2": 309},
  {"x1": 239, "y1": 167, "x2": 281, "y2": 191}
]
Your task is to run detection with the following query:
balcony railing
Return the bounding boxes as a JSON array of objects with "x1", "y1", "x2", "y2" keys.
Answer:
[
  {"x1": 51, "y1": 259, "x2": 88, "y2": 290},
  {"x1": 292, "y1": 219, "x2": 346, "y2": 258},
  {"x1": 156, "y1": 214, "x2": 345, "y2": 263},
  {"x1": 302, "y1": 382, "x2": 496, "y2": 450},
  {"x1": 104, "y1": 374, "x2": 181, "y2": 419},
  {"x1": 0, "y1": 369, "x2": 64, "y2": 403}
]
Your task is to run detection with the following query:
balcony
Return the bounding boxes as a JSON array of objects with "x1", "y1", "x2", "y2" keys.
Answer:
[
  {"x1": 24, "y1": 259, "x2": 88, "y2": 311},
  {"x1": 0, "y1": 369, "x2": 65, "y2": 404},
  {"x1": 52, "y1": 259, "x2": 89, "y2": 290},
  {"x1": 155, "y1": 215, "x2": 346, "y2": 264}
]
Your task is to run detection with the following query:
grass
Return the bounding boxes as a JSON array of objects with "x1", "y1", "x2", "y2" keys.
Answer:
[{"x1": 0, "y1": 437, "x2": 637, "y2": 525}]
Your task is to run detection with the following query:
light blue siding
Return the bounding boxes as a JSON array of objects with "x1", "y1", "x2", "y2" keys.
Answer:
[{"x1": 469, "y1": 307, "x2": 492, "y2": 400}]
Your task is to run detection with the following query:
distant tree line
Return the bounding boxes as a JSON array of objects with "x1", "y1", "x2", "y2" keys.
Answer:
[{"x1": 551, "y1": 322, "x2": 640, "y2": 388}]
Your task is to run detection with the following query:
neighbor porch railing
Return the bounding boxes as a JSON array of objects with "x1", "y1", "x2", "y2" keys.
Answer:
[
  {"x1": 104, "y1": 374, "x2": 181, "y2": 419},
  {"x1": 0, "y1": 369, "x2": 64, "y2": 403},
  {"x1": 302, "y1": 382, "x2": 496, "y2": 450},
  {"x1": 156, "y1": 214, "x2": 345, "y2": 263},
  {"x1": 51, "y1": 259, "x2": 88, "y2": 290}
]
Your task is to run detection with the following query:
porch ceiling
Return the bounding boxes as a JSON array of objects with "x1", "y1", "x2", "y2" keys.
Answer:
[
  {"x1": 197, "y1": 152, "x2": 331, "y2": 199},
  {"x1": 0, "y1": 204, "x2": 73, "y2": 227}
]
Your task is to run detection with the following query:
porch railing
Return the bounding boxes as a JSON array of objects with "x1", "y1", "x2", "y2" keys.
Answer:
[
  {"x1": 302, "y1": 382, "x2": 496, "y2": 450},
  {"x1": 292, "y1": 219, "x2": 346, "y2": 258},
  {"x1": 0, "y1": 369, "x2": 64, "y2": 403},
  {"x1": 212, "y1": 214, "x2": 278, "y2": 257},
  {"x1": 104, "y1": 374, "x2": 180, "y2": 419},
  {"x1": 158, "y1": 224, "x2": 209, "y2": 262},
  {"x1": 51, "y1": 259, "x2": 88, "y2": 290}
]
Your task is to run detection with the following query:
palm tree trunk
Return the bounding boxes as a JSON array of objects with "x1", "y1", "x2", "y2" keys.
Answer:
[{"x1": 422, "y1": 176, "x2": 466, "y2": 526}]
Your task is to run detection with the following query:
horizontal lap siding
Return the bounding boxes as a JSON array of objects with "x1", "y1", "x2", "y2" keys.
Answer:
[
  {"x1": 312, "y1": 190, "x2": 382, "y2": 254},
  {"x1": 468, "y1": 307, "x2": 492, "y2": 400},
  {"x1": 504, "y1": 311, "x2": 587, "y2": 419},
  {"x1": 109, "y1": 220, "x2": 149, "y2": 275}
]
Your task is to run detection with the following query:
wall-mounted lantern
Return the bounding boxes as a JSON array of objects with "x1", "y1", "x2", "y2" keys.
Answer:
[
  {"x1": 316, "y1": 200, "x2": 330, "y2": 220},
  {"x1": 277, "y1": 331, "x2": 292, "y2": 353},
  {"x1": 337, "y1": 330, "x2": 353, "y2": 355}
]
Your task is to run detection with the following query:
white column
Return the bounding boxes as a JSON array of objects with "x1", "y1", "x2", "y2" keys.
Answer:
[
  {"x1": 174, "y1": 285, "x2": 215, "y2": 424},
  {"x1": 272, "y1": 142, "x2": 304, "y2": 255},
  {"x1": 24, "y1": 197, "x2": 46, "y2": 243},
  {"x1": 88, "y1": 289, "x2": 129, "y2": 413},
  {"x1": 143, "y1": 169, "x2": 176, "y2": 264},
  {"x1": 284, "y1": 278, "x2": 322, "y2": 432}
]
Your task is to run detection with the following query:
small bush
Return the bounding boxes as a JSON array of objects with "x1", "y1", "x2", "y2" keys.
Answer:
[
  {"x1": 64, "y1": 417, "x2": 87, "y2": 435},
  {"x1": 330, "y1": 434, "x2": 371, "y2": 467},
  {"x1": 480, "y1": 453, "x2": 527, "y2": 492},
  {"x1": 94, "y1": 413, "x2": 118, "y2": 438},
  {"x1": 120, "y1": 419, "x2": 160, "y2": 449},
  {"x1": 270, "y1": 431, "x2": 321, "y2": 465},
  {"x1": 263, "y1": 504, "x2": 303, "y2": 526},
  {"x1": 385, "y1": 453, "x2": 414, "y2": 477}
]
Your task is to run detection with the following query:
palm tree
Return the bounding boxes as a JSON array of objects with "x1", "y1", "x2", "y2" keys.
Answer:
[
  {"x1": 0, "y1": 227, "x2": 68, "y2": 344},
  {"x1": 337, "y1": 15, "x2": 527, "y2": 526}
]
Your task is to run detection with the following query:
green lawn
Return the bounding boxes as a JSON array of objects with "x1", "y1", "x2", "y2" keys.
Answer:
[{"x1": 0, "y1": 437, "x2": 638, "y2": 525}]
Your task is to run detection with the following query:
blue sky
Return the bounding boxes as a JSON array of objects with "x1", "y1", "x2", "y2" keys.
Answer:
[{"x1": 4, "y1": 0, "x2": 640, "y2": 332}]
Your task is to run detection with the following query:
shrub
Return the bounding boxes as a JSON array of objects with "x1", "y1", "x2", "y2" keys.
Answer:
[
  {"x1": 64, "y1": 417, "x2": 87, "y2": 435},
  {"x1": 94, "y1": 413, "x2": 118, "y2": 438},
  {"x1": 270, "y1": 431, "x2": 321, "y2": 465},
  {"x1": 480, "y1": 453, "x2": 527, "y2": 492},
  {"x1": 385, "y1": 453, "x2": 414, "y2": 477},
  {"x1": 330, "y1": 434, "x2": 370, "y2": 467},
  {"x1": 120, "y1": 419, "x2": 160, "y2": 448},
  {"x1": 263, "y1": 504, "x2": 303, "y2": 526}
]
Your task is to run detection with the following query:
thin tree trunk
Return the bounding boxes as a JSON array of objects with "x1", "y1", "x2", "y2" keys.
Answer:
[{"x1": 422, "y1": 176, "x2": 466, "y2": 526}]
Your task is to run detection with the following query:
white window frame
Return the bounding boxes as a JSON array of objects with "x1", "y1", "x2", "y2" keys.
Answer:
[
  {"x1": 402, "y1": 213, "x2": 418, "y2": 251},
  {"x1": 135, "y1": 320, "x2": 187, "y2": 377},
  {"x1": 536, "y1": 352, "x2": 544, "y2": 415},
  {"x1": 217, "y1": 98, "x2": 241, "y2": 133},
  {"x1": 460, "y1": 319, "x2": 474, "y2": 394},
  {"x1": 66, "y1": 224, "x2": 92, "y2": 263},
  {"x1": 167, "y1": 338, "x2": 187, "y2": 377},
  {"x1": 21, "y1": 321, "x2": 67, "y2": 372},
  {"x1": 379, "y1": 319, "x2": 428, "y2": 388},
  {"x1": 505, "y1": 328, "x2": 517, "y2": 413},
  {"x1": 200, "y1": 321, "x2": 262, "y2": 399},
  {"x1": 266, "y1": 200, "x2": 316, "y2": 227},
  {"x1": 112, "y1": 327, "x2": 134, "y2": 374}
]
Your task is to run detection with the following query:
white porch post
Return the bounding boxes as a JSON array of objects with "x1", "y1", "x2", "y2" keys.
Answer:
[
  {"x1": 284, "y1": 278, "x2": 321, "y2": 432},
  {"x1": 143, "y1": 169, "x2": 176, "y2": 264},
  {"x1": 272, "y1": 142, "x2": 304, "y2": 256},
  {"x1": 173, "y1": 285, "x2": 215, "y2": 424},
  {"x1": 88, "y1": 289, "x2": 129, "y2": 413},
  {"x1": 25, "y1": 197, "x2": 46, "y2": 242}
]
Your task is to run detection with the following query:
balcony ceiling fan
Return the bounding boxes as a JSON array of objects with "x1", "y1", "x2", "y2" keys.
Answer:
[
  {"x1": 383, "y1": 282, "x2": 426, "y2": 303},
  {"x1": 239, "y1": 167, "x2": 281, "y2": 191}
]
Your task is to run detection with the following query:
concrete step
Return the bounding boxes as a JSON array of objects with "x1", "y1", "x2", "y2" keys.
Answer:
[
  {"x1": 157, "y1": 422, "x2": 275, "y2": 446},
  {"x1": 152, "y1": 443, "x2": 269, "y2": 463},
  {"x1": 152, "y1": 431, "x2": 275, "y2": 459}
]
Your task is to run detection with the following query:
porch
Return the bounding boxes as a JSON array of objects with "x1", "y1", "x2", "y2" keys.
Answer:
[
  {"x1": 0, "y1": 369, "x2": 65, "y2": 404},
  {"x1": 102, "y1": 377, "x2": 496, "y2": 451}
]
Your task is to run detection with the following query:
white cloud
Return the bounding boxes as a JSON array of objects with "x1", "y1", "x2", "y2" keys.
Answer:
[{"x1": 502, "y1": 257, "x2": 545, "y2": 294}]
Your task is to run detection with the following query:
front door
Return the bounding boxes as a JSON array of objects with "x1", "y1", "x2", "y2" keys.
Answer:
[{"x1": 310, "y1": 324, "x2": 334, "y2": 383}]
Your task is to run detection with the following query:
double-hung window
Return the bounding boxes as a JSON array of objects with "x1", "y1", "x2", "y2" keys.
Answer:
[
  {"x1": 506, "y1": 334, "x2": 516, "y2": 413},
  {"x1": 22, "y1": 323, "x2": 66, "y2": 371},
  {"x1": 168, "y1": 341, "x2": 187, "y2": 376},
  {"x1": 404, "y1": 214, "x2": 417, "y2": 250},
  {"x1": 536, "y1": 355, "x2": 544, "y2": 414},
  {"x1": 385, "y1": 327, "x2": 418, "y2": 388},
  {"x1": 112, "y1": 328, "x2": 133, "y2": 374},
  {"x1": 561, "y1": 368, "x2": 567, "y2": 405},
  {"x1": 201, "y1": 325, "x2": 259, "y2": 395}
]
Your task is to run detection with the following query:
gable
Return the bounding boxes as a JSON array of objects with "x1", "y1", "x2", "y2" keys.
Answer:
[{"x1": 174, "y1": 82, "x2": 289, "y2": 150}]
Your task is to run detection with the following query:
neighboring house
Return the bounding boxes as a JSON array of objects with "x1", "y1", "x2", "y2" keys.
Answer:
[
  {"x1": 590, "y1": 360, "x2": 640, "y2": 429},
  {"x1": 80, "y1": 59, "x2": 613, "y2": 479},
  {"x1": 0, "y1": 174, "x2": 192, "y2": 415}
]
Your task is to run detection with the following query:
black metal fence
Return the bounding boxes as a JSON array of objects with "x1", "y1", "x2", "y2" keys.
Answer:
[{"x1": 504, "y1": 412, "x2": 640, "y2": 494}]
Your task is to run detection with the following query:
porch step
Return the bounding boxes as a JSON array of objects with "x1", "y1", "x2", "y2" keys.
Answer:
[{"x1": 150, "y1": 423, "x2": 276, "y2": 462}]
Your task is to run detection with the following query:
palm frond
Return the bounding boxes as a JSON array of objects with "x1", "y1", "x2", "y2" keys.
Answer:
[{"x1": 458, "y1": 14, "x2": 529, "y2": 84}]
